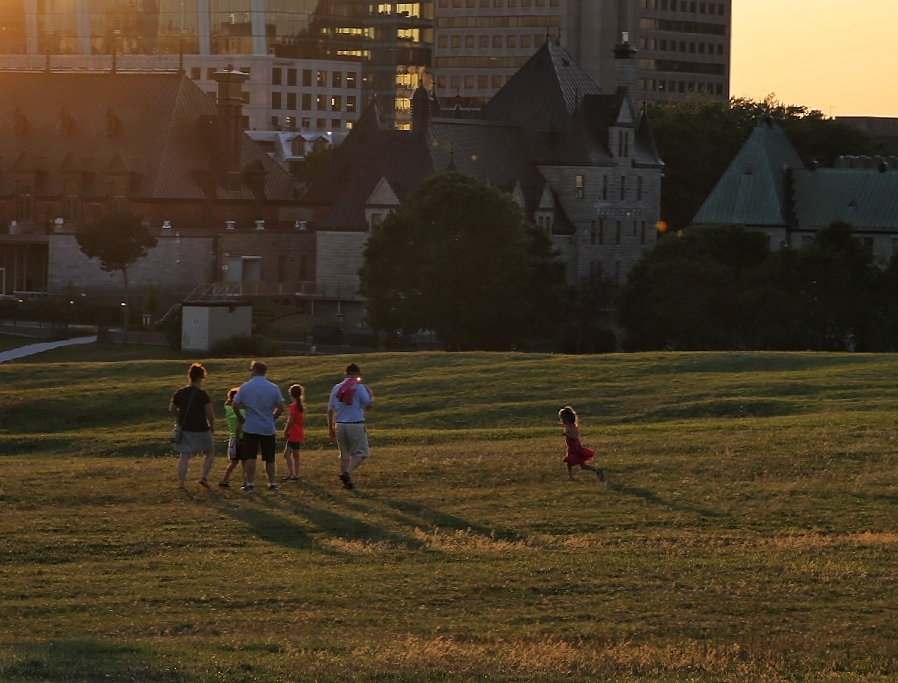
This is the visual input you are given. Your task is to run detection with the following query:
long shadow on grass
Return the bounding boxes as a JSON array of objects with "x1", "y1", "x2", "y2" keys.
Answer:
[
  {"x1": 221, "y1": 494, "x2": 422, "y2": 552},
  {"x1": 379, "y1": 498, "x2": 521, "y2": 542},
  {"x1": 606, "y1": 482, "x2": 722, "y2": 519},
  {"x1": 0, "y1": 640, "x2": 180, "y2": 682}
]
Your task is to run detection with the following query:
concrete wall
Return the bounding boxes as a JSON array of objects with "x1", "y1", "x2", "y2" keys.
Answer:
[
  {"x1": 48, "y1": 233, "x2": 215, "y2": 298},
  {"x1": 315, "y1": 230, "x2": 369, "y2": 299},
  {"x1": 182, "y1": 304, "x2": 252, "y2": 353}
]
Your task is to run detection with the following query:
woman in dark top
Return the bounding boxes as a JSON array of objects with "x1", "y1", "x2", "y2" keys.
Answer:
[{"x1": 169, "y1": 362, "x2": 216, "y2": 489}]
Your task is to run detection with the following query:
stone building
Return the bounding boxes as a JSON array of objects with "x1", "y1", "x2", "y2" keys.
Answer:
[
  {"x1": 303, "y1": 39, "x2": 664, "y2": 321},
  {"x1": 694, "y1": 119, "x2": 898, "y2": 267},
  {"x1": 0, "y1": 68, "x2": 304, "y2": 300}
]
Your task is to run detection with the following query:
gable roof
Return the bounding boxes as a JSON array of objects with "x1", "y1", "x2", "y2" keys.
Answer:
[
  {"x1": 694, "y1": 119, "x2": 805, "y2": 226},
  {"x1": 0, "y1": 71, "x2": 293, "y2": 202}
]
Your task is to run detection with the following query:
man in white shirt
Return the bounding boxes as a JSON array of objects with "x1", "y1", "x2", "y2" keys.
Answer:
[{"x1": 233, "y1": 360, "x2": 285, "y2": 492}]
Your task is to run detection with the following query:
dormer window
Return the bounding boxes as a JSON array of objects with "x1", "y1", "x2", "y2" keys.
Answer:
[
  {"x1": 370, "y1": 212, "x2": 382, "y2": 234},
  {"x1": 574, "y1": 175, "x2": 584, "y2": 200},
  {"x1": 618, "y1": 131, "x2": 630, "y2": 157},
  {"x1": 16, "y1": 182, "x2": 32, "y2": 220}
]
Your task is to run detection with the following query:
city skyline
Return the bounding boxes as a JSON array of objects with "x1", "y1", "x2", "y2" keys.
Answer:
[{"x1": 731, "y1": 0, "x2": 898, "y2": 117}]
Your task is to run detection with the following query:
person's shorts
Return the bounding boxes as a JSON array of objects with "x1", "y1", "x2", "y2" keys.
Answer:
[
  {"x1": 174, "y1": 429, "x2": 214, "y2": 454},
  {"x1": 286, "y1": 441, "x2": 303, "y2": 450},
  {"x1": 336, "y1": 422, "x2": 370, "y2": 459},
  {"x1": 228, "y1": 436, "x2": 243, "y2": 461},
  {"x1": 240, "y1": 432, "x2": 276, "y2": 463}
]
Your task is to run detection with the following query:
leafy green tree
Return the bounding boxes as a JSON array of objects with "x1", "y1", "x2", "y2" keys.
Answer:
[
  {"x1": 616, "y1": 224, "x2": 769, "y2": 350},
  {"x1": 745, "y1": 221, "x2": 883, "y2": 350},
  {"x1": 648, "y1": 96, "x2": 882, "y2": 233},
  {"x1": 359, "y1": 172, "x2": 569, "y2": 350},
  {"x1": 76, "y1": 212, "x2": 157, "y2": 338}
]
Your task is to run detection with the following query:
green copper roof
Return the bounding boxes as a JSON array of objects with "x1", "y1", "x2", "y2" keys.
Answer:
[
  {"x1": 693, "y1": 120, "x2": 805, "y2": 226},
  {"x1": 793, "y1": 168, "x2": 898, "y2": 230}
]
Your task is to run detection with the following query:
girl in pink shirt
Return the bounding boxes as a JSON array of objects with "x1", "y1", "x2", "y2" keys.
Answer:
[{"x1": 283, "y1": 384, "x2": 306, "y2": 481}]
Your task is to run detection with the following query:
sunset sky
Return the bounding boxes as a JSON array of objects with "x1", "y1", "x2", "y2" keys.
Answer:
[{"x1": 731, "y1": 0, "x2": 898, "y2": 117}]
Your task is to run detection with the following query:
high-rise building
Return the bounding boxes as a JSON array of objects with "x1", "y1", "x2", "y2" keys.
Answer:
[
  {"x1": 433, "y1": 0, "x2": 730, "y2": 108},
  {"x1": 0, "y1": 0, "x2": 434, "y2": 128}
]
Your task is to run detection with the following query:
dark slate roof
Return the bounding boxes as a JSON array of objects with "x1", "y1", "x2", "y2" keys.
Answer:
[
  {"x1": 482, "y1": 41, "x2": 601, "y2": 132},
  {"x1": 695, "y1": 119, "x2": 898, "y2": 231},
  {"x1": 693, "y1": 120, "x2": 805, "y2": 226},
  {"x1": 0, "y1": 72, "x2": 293, "y2": 201},
  {"x1": 793, "y1": 168, "x2": 898, "y2": 230}
]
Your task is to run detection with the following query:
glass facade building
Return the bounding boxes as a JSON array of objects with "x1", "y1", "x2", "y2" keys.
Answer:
[{"x1": 0, "y1": 0, "x2": 433, "y2": 127}]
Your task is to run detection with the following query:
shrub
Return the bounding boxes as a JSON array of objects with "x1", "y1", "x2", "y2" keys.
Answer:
[{"x1": 209, "y1": 335, "x2": 279, "y2": 357}]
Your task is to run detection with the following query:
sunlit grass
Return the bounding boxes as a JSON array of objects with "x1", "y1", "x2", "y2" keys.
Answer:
[{"x1": 1, "y1": 351, "x2": 897, "y2": 681}]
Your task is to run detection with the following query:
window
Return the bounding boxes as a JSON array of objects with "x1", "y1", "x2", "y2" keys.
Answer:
[
  {"x1": 438, "y1": 35, "x2": 448, "y2": 48},
  {"x1": 316, "y1": 94, "x2": 326, "y2": 111},
  {"x1": 602, "y1": 175, "x2": 608, "y2": 200},
  {"x1": 63, "y1": 182, "x2": 79, "y2": 221},
  {"x1": 332, "y1": 71, "x2": 341, "y2": 88},
  {"x1": 272, "y1": 68, "x2": 282, "y2": 85},
  {"x1": 371, "y1": 213, "x2": 382, "y2": 233},
  {"x1": 331, "y1": 119, "x2": 342, "y2": 128},
  {"x1": 452, "y1": 35, "x2": 461, "y2": 48},
  {"x1": 507, "y1": 35, "x2": 516, "y2": 48},
  {"x1": 637, "y1": 176, "x2": 643, "y2": 201},
  {"x1": 303, "y1": 69, "x2": 312, "y2": 87},
  {"x1": 492, "y1": 75, "x2": 502, "y2": 89},
  {"x1": 331, "y1": 95, "x2": 342, "y2": 111},
  {"x1": 450, "y1": 75, "x2": 461, "y2": 89},
  {"x1": 347, "y1": 95, "x2": 357, "y2": 112},
  {"x1": 521, "y1": 34, "x2": 531, "y2": 48},
  {"x1": 271, "y1": 115, "x2": 280, "y2": 128},
  {"x1": 206, "y1": 67, "x2": 216, "y2": 80},
  {"x1": 317, "y1": 70, "x2": 327, "y2": 87},
  {"x1": 464, "y1": 75, "x2": 474, "y2": 89},
  {"x1": 287, "y1": 92, "x2": 296, "y2": 110},
  {"x1": 287, "y1": 69, "x2": 297, "y2": 86},
  {"x1": 316, "y1": 118, "x2": 326, "y2": 128},
  {"x1": 465, "y1": 35, "x2": 475, "y2": 48},
  {"x1": 272, "y1": 91, "x2": 282, "y2": 109},
  {"x1": 863, "y1": 237, "x2": 874, "y2": 253},
  {"x1": 302, "y1": 93, "x2": 311, "y2": 110},
  {"x1": 190, "y1": 67, "x2": 201, "y2": 80},
  {"x1": 493, "y1": 35, "x2": 502, "y2": 48},
  {"x1": 479, "y1": 35, "x2": 489, "y2": 48},
  {"x1": 301, "y1": 117, "x2": 311, "y2": 128},
  {"x1": 575, "y1": 174, "x2": 584, "y2": 199},
  {"x1": 478, "y1": 75, "x2": 488, "y2": 89},
  {"x1": 615, "y1": 222, "x2": 621, "y2": 245},
  {"x1": 620, "y1": 176, "x2": 626, "y2": 201},
  {"x1": 347, "y1": 72, "x2": 357, "y2": 88}
]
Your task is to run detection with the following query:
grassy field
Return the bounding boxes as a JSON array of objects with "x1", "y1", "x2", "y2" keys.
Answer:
[{"x1": 1, "y1": 350, "x2": 897, "y2": 682}]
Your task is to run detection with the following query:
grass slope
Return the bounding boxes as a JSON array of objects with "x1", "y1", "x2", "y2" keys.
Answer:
[{"x1": 0, "y1": 351, "x2": 897, "y2": 682}]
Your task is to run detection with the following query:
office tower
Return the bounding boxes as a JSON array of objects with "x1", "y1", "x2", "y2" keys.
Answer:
[
  {"x1": 433, "y1": 0, "x2": 730, "y2": 107},
  {"x1": 0, "y1": 0, "x2": 434, "y2": 129}
]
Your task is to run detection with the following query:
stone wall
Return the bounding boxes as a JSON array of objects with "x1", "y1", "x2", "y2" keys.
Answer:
[
  {"x1": 48, "y1": 233, "x2": 215, "y2": 298},
  {"x1": 315, "y1": 230, "x2": 369, "y2": 299}
]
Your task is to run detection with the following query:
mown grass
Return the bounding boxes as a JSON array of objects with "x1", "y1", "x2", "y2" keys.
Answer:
[{"x1": 1, "y1": 351, "x2": 897, "y2": 681}]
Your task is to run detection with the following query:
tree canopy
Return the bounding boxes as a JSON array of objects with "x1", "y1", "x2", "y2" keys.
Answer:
[
  {"x1": 617, "y1": 222, "x2": 892, "y2": 352},
  {"x1": 648, "y1": 96, "x2": 883, "y2": 233},
  {"x1": 359, "y1": 172, "x2": 569, "y2": 350}
]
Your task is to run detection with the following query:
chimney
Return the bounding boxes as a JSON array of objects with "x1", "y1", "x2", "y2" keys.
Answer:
[
  {"x1": 212, "y1": 66, "x2": 249, "y2": 189},
  {"x1": 411, "y1": 82, "x2": 430, "y2": 133},
  {"x1": 613, "y1": 32, "x2": 638, "y2": 107}
]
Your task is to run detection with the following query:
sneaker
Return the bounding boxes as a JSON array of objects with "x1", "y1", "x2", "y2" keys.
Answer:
[
  {"x1": 218, "y1": 482, "x2": 230, "y2": 488},
  {"x1": 268, "y1": 484, "x2": 280, "y2": 492},
  {"x1": 339, "y1": 472, "x2": 355, "y2": 490},
  {"x1": 199, "y1": 479, "x2": 211, "y2": 489},
  {"x1": 240, "y1": 483, "x2": 254, "y2": 492}
]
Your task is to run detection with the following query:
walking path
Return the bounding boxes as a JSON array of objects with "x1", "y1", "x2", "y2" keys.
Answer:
[{"x1": 0, "y1": 336, "x2": 97, "y2": 363}]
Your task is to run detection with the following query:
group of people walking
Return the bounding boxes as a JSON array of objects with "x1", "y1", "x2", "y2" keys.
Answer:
[{"x1": 169, "y1": 360, "x2": 373, "y2": 492}]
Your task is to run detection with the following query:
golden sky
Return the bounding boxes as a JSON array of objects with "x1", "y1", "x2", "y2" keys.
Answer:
[{"x1": 731, "y1": 0, "x2": 898, "y2": 117}]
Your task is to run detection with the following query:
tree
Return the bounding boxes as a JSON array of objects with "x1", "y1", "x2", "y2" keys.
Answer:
[
  {"x1": 744, "y1": 221, "x2": 883, "y2": 351},
  {"x1": 648, "y1": 96, "x2": 883, "y2": 233},
  {"x1": 359, "y1": 172, "x2": 569, "y2": 350},
  {"x1": 76, "y1": 212, "x2": 157, "y2": 339},
  {"x1": 616, "y1": 224, "x2": 769, "y2": 350}
]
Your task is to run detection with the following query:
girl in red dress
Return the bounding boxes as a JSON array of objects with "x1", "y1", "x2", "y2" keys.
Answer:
[
  {"x1": 558, "y1": 406, "x2": 604, "y2": 482},
  {"x1": 282, "y1": 384, "x2": 306, "y2": 482}
]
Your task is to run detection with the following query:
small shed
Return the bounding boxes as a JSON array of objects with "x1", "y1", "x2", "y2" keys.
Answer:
[{"x1": 181, "y1": 301, "x2": 252, "y2": 353}]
